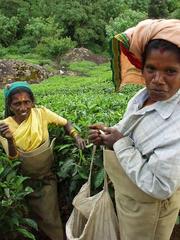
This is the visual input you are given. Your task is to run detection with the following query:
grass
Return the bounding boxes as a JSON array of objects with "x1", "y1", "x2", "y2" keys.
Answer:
[
  {"x1": 0, "y1": 60, "x2": 143, "y2": 125},
  {"x1": 2, "y1": 53, "x2": 56, "y2": 72}
]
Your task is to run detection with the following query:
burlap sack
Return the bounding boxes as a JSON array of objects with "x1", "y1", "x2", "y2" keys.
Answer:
[
  {"x1": 19, "y1": 138, "x2": 64, "y2": 240},
  {"x1": 66, "y1": 146, "x2": 120, "y2": 240}
]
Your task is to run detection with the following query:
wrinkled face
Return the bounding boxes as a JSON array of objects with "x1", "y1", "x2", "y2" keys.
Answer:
[
  {"x1": 143, "y1": 49, "x2": 180, "y2": 103},
  {"x1": 10, "y1": 92, "x2": 33, "y2": 122}
]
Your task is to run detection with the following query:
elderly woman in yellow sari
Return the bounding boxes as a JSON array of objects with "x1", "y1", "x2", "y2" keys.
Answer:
[{"x1": 0, "y1": 81, "x2": 86, "y2": 240}]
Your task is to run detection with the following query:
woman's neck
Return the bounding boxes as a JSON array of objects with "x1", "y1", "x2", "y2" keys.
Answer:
[
  {"x1": 12, "y1": 115, "x2": 26, "y2": 125},
  {"x1": 142, "y1": 98, "x2": 156, "y2": 107}
]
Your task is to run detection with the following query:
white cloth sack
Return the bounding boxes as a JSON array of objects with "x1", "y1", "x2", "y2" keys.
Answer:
[{"x1": 66, "y1": 146, "x2": 120, "y2": 240}]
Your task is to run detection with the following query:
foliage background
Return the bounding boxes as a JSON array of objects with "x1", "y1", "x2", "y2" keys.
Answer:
[
  {"x1": 0, "y1": 0, "x2": 179, "y2": 58},
  {"x1": 0, "y1": 0, "x2": 179, "y2": 239},
  {"x1": 0, "y1": 61, "x2": 143, "y2": 239}
]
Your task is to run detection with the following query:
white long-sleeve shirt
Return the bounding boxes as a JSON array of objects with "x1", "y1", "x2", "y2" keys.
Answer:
[{"x1": 113, "y1": 88, "x2": 180, "y2": 200}]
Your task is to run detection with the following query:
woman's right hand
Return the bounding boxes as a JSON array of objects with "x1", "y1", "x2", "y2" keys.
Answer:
[
  {"x1": 0, "y1": 123, "x2": 13, "y2": 140},
  {"x1": 88, "y1": 123, "x2": 106, "y2": 145}
]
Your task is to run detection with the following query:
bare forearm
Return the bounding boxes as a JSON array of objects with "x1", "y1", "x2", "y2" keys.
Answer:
[
  {"x1": 64, "y1": 121, "x2": 86, "y2": 149},
  {"x1": 64, "y1": 121, "x2": 78, "y2": 137}
]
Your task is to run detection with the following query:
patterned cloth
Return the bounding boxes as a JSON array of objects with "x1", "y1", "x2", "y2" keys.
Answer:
[
  {"x1": 113, "y1": 88, "x2": 180, "y2": 199},
  {"x1": 110, "y1": 19, "x2": 180, "y2": 91}
]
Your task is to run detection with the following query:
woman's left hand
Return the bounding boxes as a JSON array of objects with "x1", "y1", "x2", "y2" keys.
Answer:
[{"x1": 74, "y1": 135, "x2": 86, "y2": 149}]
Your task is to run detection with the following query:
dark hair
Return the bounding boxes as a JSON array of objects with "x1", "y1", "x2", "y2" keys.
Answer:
[
  {"x1": 142, "y1": 39, "x2": 180, "y2": 69},
  {"x1": 5, "y1": 87, "x2": 35, "y2": 117}
]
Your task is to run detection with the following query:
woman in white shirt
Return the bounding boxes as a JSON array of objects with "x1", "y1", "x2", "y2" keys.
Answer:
[{"x1": 89, "y1": 19, "x2": 180, "y2": 240}]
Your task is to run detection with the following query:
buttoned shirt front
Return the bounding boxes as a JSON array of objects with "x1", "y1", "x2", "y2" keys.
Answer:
[{"x1": 113, "y1": 88, "x2": 180, "y2": 200}]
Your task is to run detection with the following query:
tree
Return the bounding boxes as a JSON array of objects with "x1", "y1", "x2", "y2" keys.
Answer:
[
  {"x1": 53, "y1": 0, "x2": 126, "y2": 51},
  {"x1": 35, "y1": 37, "x2": 76, "y2": 62},
  {"x1": 106, "y1": 9, "x2": 147, "y2": 40},
  {"x1": 0, "y1": 0, "x2": 176, "y2": 54},
  {"x1": 0, "y1": 0, "x2": 22, "y2": 17},
  {"x1": 148, "y1": 0, "x2": 169, "y2": 18},
  {"x1": 0, "y1": 14, "x2": 19, "y2": 47},
  {"x1": 127, "y1": 0, "x2": 150, "y2": 12},
  {"x1": 170, "y1": 8, "x2": 180, "y2": 19},
  {"x1": 167, "y1": 0, "x2": 180, "y2": 19}
]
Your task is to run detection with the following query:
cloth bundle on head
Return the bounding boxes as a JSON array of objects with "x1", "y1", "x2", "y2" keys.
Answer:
[{"x1": 111, "y1": 19, "x2": 180, "y2": 91}]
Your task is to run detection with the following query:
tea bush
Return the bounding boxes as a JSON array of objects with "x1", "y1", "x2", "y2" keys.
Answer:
[
  {"x1": 0, "y1": 60, "x2": 143, "y2": 234},
  {"x1": 0, "y1": 151, "x2": 37, "y2": 239}
]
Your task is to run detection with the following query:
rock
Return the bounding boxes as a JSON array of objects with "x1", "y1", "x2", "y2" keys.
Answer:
[
  {"x1": 0, "y1": 60, "x2": 51, "y2": 88},
  {"x1": 61, "y1": 47, "x2": 109, "y2": 64},
  {"x1": 0, "y1": 48, "x2": 109, "y2": 88},
  {"x1": 59, "y1": 69, "x2": 65, "y2": 75}
]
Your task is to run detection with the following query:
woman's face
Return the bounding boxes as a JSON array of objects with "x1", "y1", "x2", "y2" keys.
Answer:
[
  {"x1": 143, "y1": 49, "x2": 180, "y2": 103},
  {"x1": 10, "y1": 92, "x2": 34, "y2": 122}
]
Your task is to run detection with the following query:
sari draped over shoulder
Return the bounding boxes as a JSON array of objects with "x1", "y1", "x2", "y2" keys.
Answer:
[
  {"x1": 0, "y1": 106, "x2": 67, "y2": 239},
  {"x1": 14, "y1": 108, "x2": 45, "y2": 151},
  {"x1": 1, "y1": 106, "x2": 67, "y2": 153}
]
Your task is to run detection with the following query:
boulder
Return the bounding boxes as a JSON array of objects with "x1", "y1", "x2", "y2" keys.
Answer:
[
  {"x1": 61, "y1": 47, "x2": 109, "y2": 64},
  {"x1": 0, "y1": 60, "x2": 50, "y2": 88}
]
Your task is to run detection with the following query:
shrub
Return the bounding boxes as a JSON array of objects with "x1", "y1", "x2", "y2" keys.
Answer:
[
  {"x1": 0, "y1": 45, "x2": 8, "y2": 57},
  {"x1": 170, "y1": 8, "x2": 180, "y2": 19},
  {"x1": 0, "y1": 14, "x2": 19, "y2": 47},
  {"x1": 0, "y1": 152, "x2": 37, "y2": 240},
  {"x1": 106, "y1": 9, "x2": 147, "y2": 40},
  {"x1": 35, "y1": 37, "x2": 76, "y2": 61},
  {"x1": 23, "y1": 17, "x2": 63, "y2": 47}
]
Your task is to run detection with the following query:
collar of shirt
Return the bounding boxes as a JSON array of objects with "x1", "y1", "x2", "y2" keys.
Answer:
[{"x1": 132, "y1": 88, "x2": 180, "y2": 120}]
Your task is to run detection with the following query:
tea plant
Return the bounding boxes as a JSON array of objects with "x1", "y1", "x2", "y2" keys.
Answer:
[
  {"x1": 0, "y1": 151, "x2": 37, "y2": 240},
  {"x1": 30, "y1": 62, "x2": 142, "y2": 216},
  {"x1": 0, "y1": 60, "x2": 143, "y2": 230}
]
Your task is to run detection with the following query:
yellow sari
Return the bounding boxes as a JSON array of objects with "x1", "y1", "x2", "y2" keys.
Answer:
[
  {"x1": 0, "y1": 107, "x2": 67, "y2": 155},
  {"x1": 0, "y1": 107, "x2": 67, "y2": 239},
  {"x1": 0, "y1": 106, "x2": 67, "y2": 153}
]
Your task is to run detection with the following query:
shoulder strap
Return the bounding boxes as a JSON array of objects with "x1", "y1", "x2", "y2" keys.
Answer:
[{"x1": 88, "y1": 145, "x2": 108, "y2": 192}]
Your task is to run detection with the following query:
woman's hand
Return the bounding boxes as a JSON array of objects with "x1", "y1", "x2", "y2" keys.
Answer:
[
  {"x1": 89, "y1": 124, "x2": 124, "y2": 149},
  {"x1": 0, "y1": 122, "x2": 13, "y2": 140},
  {"x1": 88, "y1": 123, "x2": 106, "y2": 145},
  {"x1": 100, "y1": 127, "x2": 124, "y2": 149},
  {"x1": 74, "y1": 135, "x2": 86, "y2": 149},
  {"x1": 0, "y1": 122, "x2": 18, "y2": 159}
]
